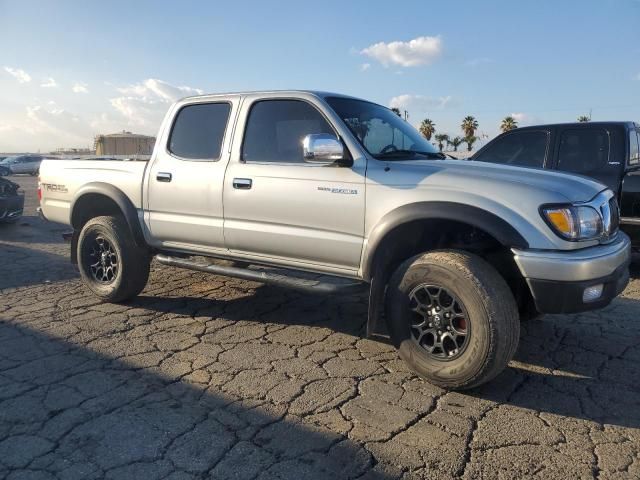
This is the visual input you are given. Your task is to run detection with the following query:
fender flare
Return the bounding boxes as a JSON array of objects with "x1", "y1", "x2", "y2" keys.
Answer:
[
  {"x1": 70, "y1": 182, "x2": 147, "y2": 249},
  {"x1": 362, "y1": 201, "x2": 529, "y2": 281}
]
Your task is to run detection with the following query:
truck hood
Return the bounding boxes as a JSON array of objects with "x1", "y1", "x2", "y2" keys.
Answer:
[{"x1": 383, "y1": 159, "x2": 606, "y2": 203}]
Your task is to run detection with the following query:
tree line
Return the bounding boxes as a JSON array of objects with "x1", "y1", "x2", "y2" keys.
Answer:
[{"x1": 417, "y1": 116, "x2": 482, "y2": 152}]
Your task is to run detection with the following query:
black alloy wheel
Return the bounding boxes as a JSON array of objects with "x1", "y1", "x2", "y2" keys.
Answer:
[{"x1": 408, "y1": 284, "x2": 470, "y2": 360}]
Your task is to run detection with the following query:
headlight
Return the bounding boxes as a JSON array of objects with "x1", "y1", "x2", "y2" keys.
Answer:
[{"x1": 541, "y1": 205, "x2": 603, "y2": 240}]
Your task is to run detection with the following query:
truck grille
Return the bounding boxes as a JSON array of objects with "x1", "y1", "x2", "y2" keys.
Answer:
[{"x1": 608, "y1": 197, "x2": 620, "y2": 235}]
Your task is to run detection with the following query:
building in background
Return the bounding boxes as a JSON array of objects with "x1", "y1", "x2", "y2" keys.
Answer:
[{"x1": 94, "y1": 131, "x2": 156, "y2": 156}]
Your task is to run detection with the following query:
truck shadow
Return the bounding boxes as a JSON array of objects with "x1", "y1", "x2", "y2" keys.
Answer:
[
  {"x1": 0, "y1": 242, "x2": 78, "y2": 290},
  {"x1": 0, "y1": 319, "x2": 384, "y2": 478},
  {"x1": 128, "y1": 282, "x2": 640, "y2": 430},
  {"x1": 0, "y1": 214, "x2": 69, "y2": 244},
  {"x1": 472, "y1": 306, "x2": 640, "y2": 428}
]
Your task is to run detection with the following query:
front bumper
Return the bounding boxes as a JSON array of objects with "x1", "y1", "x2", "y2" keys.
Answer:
[
  {"x1": 0, "y1": 194, "x2": 24, "y2": 222},
  {"x1": 512, "y1": 233, "x2": 631, "y2": 314}
]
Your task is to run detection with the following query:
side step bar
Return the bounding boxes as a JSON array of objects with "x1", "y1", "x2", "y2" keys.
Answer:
[{"x1": 155, "y1": 254, "x2": 366, "y2": 295}]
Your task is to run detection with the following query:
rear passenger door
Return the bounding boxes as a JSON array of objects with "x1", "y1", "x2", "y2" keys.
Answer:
[
  {"x1": 554, "y1": 127, "x2": 620, "y2": 191},
  {"x1": 145, "y1": 97, "x2": 239, "y2": 252},
  {"x1": 223, "y1": 97, "x2": 366, "y2": 273}
]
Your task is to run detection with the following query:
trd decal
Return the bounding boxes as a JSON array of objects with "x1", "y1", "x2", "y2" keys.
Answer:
[{"x1": 41, "y1": 183, "x2": 68, "y2": 193}]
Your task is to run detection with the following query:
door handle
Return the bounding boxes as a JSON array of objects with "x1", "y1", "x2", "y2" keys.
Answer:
[
  {"x1": 156, "y1": 172, "x2": 172, "y2": 182},
  {"x1": 233, "y1": 178, "x2": 252, "y2": 189}
]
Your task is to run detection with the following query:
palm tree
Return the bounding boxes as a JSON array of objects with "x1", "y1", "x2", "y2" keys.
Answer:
[
  {"x1": 434, "y1": 133, "x2": 450, "y2": 152},
  {"x1": 419, "y1": 118, "x2": 436, "y2": 140},
  {"x1": 461, "y1": 116, "x2": 479, "y2": 138},
  {"x1": 577, "y1": 115, "x2": 590, "y2": 123},
  {"x1": 449, "y1": 136, "x2": 463, "y2": 151},
  {"x1": 500, "y1": 116, "x2": 518, "y2": 133},
  {"x1": 391, "y1": 107, "x2": 402, "y2": 117},
  {"x1": 464, "y1": 135, "x2": 478, "y2": 152}
]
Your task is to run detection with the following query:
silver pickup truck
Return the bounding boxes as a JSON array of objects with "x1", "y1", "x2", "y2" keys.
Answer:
[{"x1": 39, "y1": 90, "x2": 630, "y2": 389}]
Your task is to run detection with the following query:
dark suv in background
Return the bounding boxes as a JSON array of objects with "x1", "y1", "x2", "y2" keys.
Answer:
[{"x1": 472, "y1": 122, "x2": 640, "y2": 248}]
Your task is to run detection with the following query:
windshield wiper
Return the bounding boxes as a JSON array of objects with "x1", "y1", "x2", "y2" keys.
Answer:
[{"x1": 375, "y1": 150, "x2": 446, "y2": 160}]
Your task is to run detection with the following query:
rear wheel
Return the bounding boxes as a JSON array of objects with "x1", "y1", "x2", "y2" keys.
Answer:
[
  {"x1": 386, "y1": 250, "x2": 520, "y2": 390},
  {"x1": 77, "y1": 215, "x2": 150, "y2": 302}
]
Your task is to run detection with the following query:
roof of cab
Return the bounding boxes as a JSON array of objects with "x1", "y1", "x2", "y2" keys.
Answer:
[
  {"x1": 178, "y1": 90, "x2": 364, "y2": 102},
  {"x1": 513, "y1": 121, "x2": 638, "y2": 131}
]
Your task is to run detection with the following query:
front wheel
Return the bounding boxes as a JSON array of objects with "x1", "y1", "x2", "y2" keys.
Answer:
[
  {"x1": 386, "y1": 250, "x2": 520, "y2": 390},
  {"x1": 77, "y1": 215, "x2": 150, "y2": 302}
]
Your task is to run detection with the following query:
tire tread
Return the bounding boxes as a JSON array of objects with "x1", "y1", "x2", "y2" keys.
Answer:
[{"x1": 387, "y1": 249, "x2": 520, "y2": 390}]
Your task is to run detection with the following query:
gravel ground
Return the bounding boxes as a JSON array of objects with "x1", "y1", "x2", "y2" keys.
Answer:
[{"x1": 0, "y1": 175, "x2": 639, "y2": 479}]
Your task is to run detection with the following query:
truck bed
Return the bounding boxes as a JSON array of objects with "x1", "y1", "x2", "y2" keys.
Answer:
[{"x1": 39, "y1": 159, "x2": 149, "y2": 226}]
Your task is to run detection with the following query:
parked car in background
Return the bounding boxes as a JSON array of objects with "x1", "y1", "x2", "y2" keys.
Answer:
[
  {"x1": 0, "y1": 164, "x2": 10, "y2": 176},
  {"x1": 472, "y1": 122, "x2": 640, "y2": 249},
  {"x1": 0, "y1": 177, "x2": 24, "y2": 223},
  {"x1": 0, "y1": 155, "x2": 44, "y2": 175},
  {"x1": 39, "y1": 90, "x2": 630, "y2": 390}
]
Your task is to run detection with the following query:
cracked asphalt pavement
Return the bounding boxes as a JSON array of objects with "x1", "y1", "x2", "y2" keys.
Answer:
[{"x1": 0, "y1": 175, "x2": 639, "y2": 479}]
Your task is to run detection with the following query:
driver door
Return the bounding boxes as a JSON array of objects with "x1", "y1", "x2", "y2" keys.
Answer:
[{"x1": 223, "y1": 97, "x2": 366, "y2": 272}]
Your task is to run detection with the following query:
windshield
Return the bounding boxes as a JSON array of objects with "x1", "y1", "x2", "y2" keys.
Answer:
[{"x1": 326, "y1": 97, "x2": 443, "y2": 159}]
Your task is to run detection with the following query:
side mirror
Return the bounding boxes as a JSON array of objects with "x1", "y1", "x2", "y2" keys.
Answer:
[{"x1": 303, "y1": 134, "x2": 346, "y2": 165}]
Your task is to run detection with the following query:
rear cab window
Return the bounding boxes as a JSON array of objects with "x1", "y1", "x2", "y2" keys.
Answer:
[
  {"x1": 473, "y1": 130, "x2": 549, "y2": 168},
  {"x1": 168, "y1": 102, "x2": 231, "y2": 161},
  {"x1": 557, "y1": 128, "x2": 610, "y2": 175}
]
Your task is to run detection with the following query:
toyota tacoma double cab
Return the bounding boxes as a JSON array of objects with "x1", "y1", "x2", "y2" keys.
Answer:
[{"x1": 38, "y1": 91, "x2": 630, "y2": 390}]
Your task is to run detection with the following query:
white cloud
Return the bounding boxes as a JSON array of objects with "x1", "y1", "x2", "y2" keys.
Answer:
[
  {"x1": 0, "y1": 105, "x2": 93, "y2": 151},
  {"x1": 389, "y1": 94, "x2": 453, "y2": 111},
  {"x1": 359, "y1": 63, "x2": 371, "y2": 72},
  {"x1": 360, "y1": 36, "x2": 442, "y2": 68},
  {"x1": 4, "y1": 66, "x2": 31, "y2": 83},
  {"x1": 72, "y1": 82, "x2": 89, "y2": 93},
  {"x1": 40, "y1": 77, "x2": 58, "y2": 88},
  {"x1": 110, "y1": 78, "x2": 203, "y2": 128},
  {"x1": 510, "y1": 112, "x2": 543, "y2": 126},
  {"x1": 116, "y1": 78, "x2": 203, "y2": 102},
  {"x1": 636, "y1": 72, "x2": 640, "y2": 80},
  {"x1": 0, "y1": 77, "x2": 204, "y2": 151}
]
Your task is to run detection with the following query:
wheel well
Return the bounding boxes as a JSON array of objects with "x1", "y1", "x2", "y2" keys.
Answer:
[
  {"x1": 367, "y1": 219, "x2": 534, "y2": 337},
  {"x1": 71, "y1": 193, "x2": 122, "y2": 231}
]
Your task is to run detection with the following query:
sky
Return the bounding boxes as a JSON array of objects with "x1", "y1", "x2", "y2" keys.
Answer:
[{"x1": 1, "y1": 0, "x2": 639, "y2": 152}]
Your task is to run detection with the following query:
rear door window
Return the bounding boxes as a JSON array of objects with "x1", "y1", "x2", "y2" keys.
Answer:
[
  {"x1": 557, "y1": 128, "x2": 610, "y2": 174},
  {"x1": 474, "y1": 130, "x2": 549, "y2": 168},
  {"x1": 168, "y1": 102, "x2": 231, "y2": 160}
]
